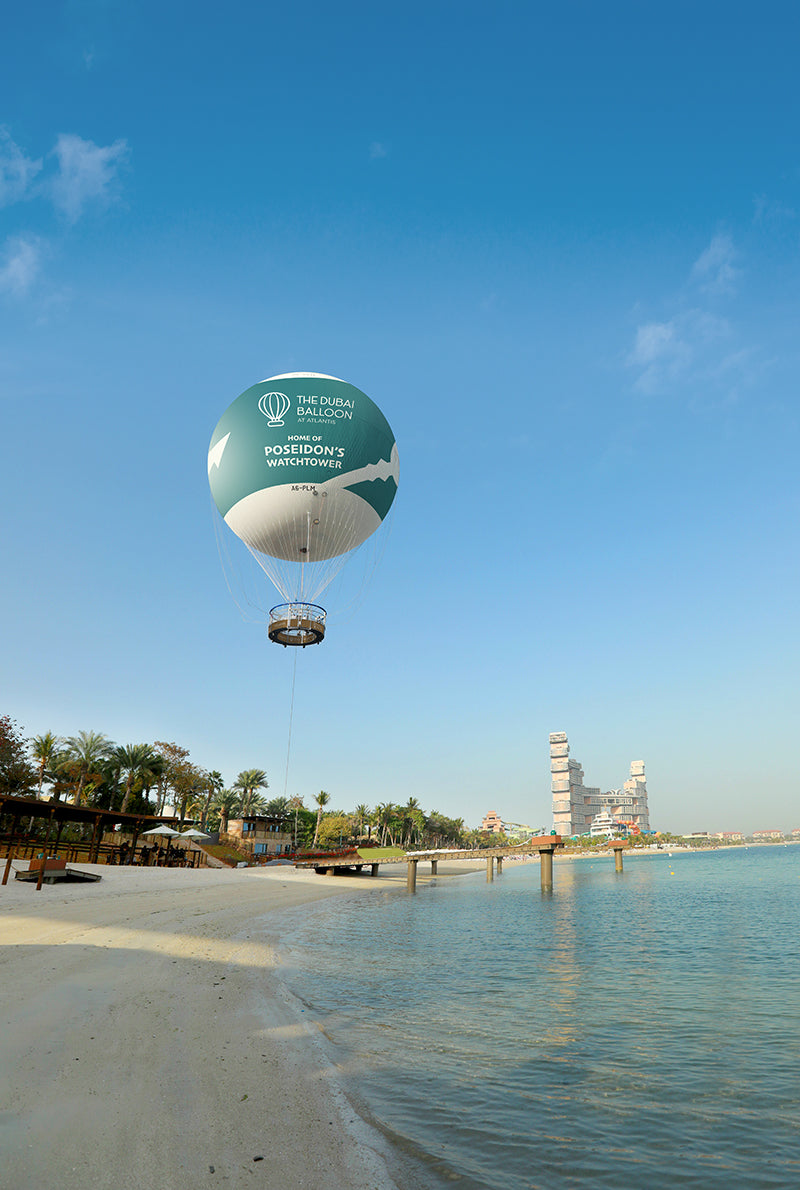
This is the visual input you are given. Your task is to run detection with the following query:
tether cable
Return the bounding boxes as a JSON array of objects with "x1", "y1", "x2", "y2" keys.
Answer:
[{"x1": 282, "y1": 649, "x2": 299, "y2": 798}]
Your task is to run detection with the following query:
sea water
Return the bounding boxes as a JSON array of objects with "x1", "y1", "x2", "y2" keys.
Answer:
[{"x1": 278, "y1": 847, "x2": 800, "y2": 1189}]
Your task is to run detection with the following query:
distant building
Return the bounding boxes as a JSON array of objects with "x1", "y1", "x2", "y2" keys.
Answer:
[
  {"x1": 223, "y1": 815, "x2": 293, "y2": 857},
  {"x1": 480, "y1": 813, "x2": 543, "y2": 839},
  {"x1": 550, "y1": 732, "x2": 650, "y2": 836},
  {"x1": 712, "y1": 831, "x2": 744, "y2": 841},
  {"x1": 753, "y1": 829, "x2": 784, "y2": 841}
]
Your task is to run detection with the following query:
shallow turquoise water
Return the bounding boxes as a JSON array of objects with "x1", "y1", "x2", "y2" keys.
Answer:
[{"x1": 279, "y1": 847, "x2": 800, "y2": 1188}]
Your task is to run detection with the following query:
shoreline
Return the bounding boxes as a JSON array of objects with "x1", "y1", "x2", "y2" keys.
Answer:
[
  {"x1": 0, "y1": 858, "x2": 477, "y2": 1190},
  {"x1": 3, "y1": 842, "x2": 781, "y2": 1187}
]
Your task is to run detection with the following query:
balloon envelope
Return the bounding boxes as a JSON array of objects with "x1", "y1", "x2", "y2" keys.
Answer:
[{"x1": 208, "y1": 373, "x2": 398, "y2": 601}]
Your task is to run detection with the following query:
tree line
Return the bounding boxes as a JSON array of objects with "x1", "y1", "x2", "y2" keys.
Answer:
[
  {"x1": 0, "y1": 714, "x2": 473, "y2": 851},
  {"x1": 0, "y1": 714, "x2": 272, "y2": 830}
]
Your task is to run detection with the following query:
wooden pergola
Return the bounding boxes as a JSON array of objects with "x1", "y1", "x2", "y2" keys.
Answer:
[{"x1": 0, "y1": 793, "x2": 185, "y2": 887}]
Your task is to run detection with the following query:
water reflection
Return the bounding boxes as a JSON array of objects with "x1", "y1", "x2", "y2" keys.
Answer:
[{"x1": 278, "y1": 848, "x2": 800, "y2": 1190}]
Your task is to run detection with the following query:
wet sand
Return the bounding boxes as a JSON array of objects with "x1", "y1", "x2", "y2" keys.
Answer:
[{"x1": 1, "y1": 860, "x2": 474, "y2": 1190}]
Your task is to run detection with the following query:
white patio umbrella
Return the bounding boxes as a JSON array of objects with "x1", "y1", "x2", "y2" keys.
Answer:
[
  {"x1": 141, "y1": 825, "x2": 181, "y2": 860},
  {"x1": 178, "y1": 828, "x2": 210, "y2": 866}
]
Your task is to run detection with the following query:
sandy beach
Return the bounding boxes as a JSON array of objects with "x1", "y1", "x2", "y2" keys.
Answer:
[{"x1": 0, "y1": 859, "x2": 472, "y2": 1190}]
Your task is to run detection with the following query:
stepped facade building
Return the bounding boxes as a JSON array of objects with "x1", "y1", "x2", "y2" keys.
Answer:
[{"x1": 550, "y1": 732, "x2": 650, "y2": 836}]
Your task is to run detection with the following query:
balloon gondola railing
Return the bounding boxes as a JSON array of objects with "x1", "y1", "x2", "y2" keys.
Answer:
[{"x1": 268, "y1": 603, "x2": 327, "y2": 647}]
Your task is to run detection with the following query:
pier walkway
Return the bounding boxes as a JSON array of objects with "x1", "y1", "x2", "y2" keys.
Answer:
[{"x1": 295, "y1": 836, "x2": 564, "y2": 891}]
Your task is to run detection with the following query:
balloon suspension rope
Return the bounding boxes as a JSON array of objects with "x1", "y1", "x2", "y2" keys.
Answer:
[{"x1": 283, "y1": 648, "x2": 299, "y2": 798}]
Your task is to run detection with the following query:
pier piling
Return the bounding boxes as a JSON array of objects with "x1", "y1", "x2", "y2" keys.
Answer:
[
  {"x1": 486, "y1": 856, "x2": 494, "y2": 882},
  {"x1": 407, "y1": 858, "x2": 418, "y2": 892},
  {"x1": 608, "y1": 841, "x2": 627, "y2": 872},
  {"x1": 539, "y1": 846, "x2": 554, "y2": 892}
]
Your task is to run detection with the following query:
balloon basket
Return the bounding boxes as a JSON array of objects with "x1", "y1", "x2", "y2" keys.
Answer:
[{"x1": 268, "y1": 603, "x2": 327, "y2": 647}]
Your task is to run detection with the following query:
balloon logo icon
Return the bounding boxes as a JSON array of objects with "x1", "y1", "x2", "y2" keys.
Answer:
[{"x1": 258, "y1": 390, "x2": 291, "y2": 426}]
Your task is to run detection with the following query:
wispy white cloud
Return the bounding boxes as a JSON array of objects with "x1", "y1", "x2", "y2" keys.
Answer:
[
  {"x1": 690, "y1": 233, "x2": 739, "y2": 295},
  {"x1": 629, "y1": 320, "x2": 677, "y2": 367},
  {"x1": 753, "y1": 194, "x2": 795, "y2": 225},
  {"x1": 50, "y1": 133, "x2": 129, "y2": 222},
  {"x1": 627, "y1": 309, "x2": 731, "y2": 396},
  {"x1": 0, "y1": 128, "x2": 43, "y2": 207},
  {"x1": 0, "y1": 236, "x2": 43, "y2": 295},
  {"x1": 626, "y1": 232, "x2": 751, "y2": 399},
  {"x1": 0, "y1": 128, "x2": 129, "y2": 304},
  {"x1": 369, "y1": 141, "x2": 388, "y2": 159}
]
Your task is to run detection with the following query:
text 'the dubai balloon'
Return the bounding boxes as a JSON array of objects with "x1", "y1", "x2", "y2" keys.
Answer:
[{"x1": 208, "y1": 373, "x2": 399, "y2": 645}]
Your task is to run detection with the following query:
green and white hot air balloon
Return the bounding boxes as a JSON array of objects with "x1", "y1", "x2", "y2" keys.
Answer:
[{"x1": 208, "y1": 373, "x2": 399, "y2": 645}]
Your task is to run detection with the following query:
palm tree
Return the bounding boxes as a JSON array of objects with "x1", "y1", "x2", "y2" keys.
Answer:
[
  {"x1": 183, "y1": 788, "x2": 208, "y2": 825},
  {"x1": 200, "y1": 770, "x2": 224, "y2": 831},
  {"x1": 375, "y1": 802, "x2": 398, "y2": 846},
  {"x1": 312, "y1": 790, "x2": 330, "y2": 847},
  {"x1": 177, "y1": 766, "x2": 208, "y2": 826},
  {"x1": 212, "y1": 789, "x2": 241, "y2": 835},
  {"x1": 354, "y1": 803, "x2": 370, "y2": 839},
  {"x1": 233, "y1": 769, "x2": 269, "y2": 816},
  {"x1": 139, "y1": 752, "x2": 166, "y2": 807},
  {"x1": 264, "y1": 795, "x2": 290, "y2": 821},
  {"x1": 247, "y1": 790, "x2": 270, "y2": 816},
  {"x1": 111, "y1": 743, "x2": 160, "y2": 813},
  {"x1": 30, "y1": 732, "x2": 62, "y2": 798},
  {"x1": 63, "y1": 731, "x2": 113, "y2": 805},
  {"x1": 402, "y1": 797, "x2": 424, "y2": 848}
]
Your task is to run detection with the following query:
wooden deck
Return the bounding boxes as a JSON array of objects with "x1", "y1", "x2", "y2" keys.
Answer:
[
  {"x1": 295, "y1": 837, "x2": 561, "y2": 870},
  {"x1": 295, "y1": 837, "x2": 563, "y2": 890}
]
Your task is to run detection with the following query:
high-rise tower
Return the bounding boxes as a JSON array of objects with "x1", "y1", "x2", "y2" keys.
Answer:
[{"x1": 550, "y1": 732, "x2": 650, "y2": 835}]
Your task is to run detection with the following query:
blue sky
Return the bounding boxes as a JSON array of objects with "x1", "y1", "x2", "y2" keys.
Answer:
[{"x1": 2, "y1": 1, "x2": 799, "y2": 833}]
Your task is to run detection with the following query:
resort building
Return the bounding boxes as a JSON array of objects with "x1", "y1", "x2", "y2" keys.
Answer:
[
  {"x1": 222, "y1": 814, "x2": 293, "y2": 857},
  {"x1": 550, "y1": 732, "x2": 650, "y2": 836},
  {"x1": 480, "y1": 813, "x2": 545, "y2": 839}
]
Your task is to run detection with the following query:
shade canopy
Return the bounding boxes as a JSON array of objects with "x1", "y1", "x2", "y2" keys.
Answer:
[
  {"x1": 141, "y1": 825, "x2": 181, "y2": 838},
  {"x1": 179, "y1": 828, "x2": 210, "y2": 839}
]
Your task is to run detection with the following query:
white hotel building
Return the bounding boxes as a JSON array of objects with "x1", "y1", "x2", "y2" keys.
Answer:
[{"x1": 550, "y1": 731, "x2": 650, "y2": 836}]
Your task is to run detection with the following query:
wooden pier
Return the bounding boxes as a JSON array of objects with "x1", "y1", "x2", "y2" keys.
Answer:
[{"x1": 295, "y1": 836, "x2": 563, "y2": 891}]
